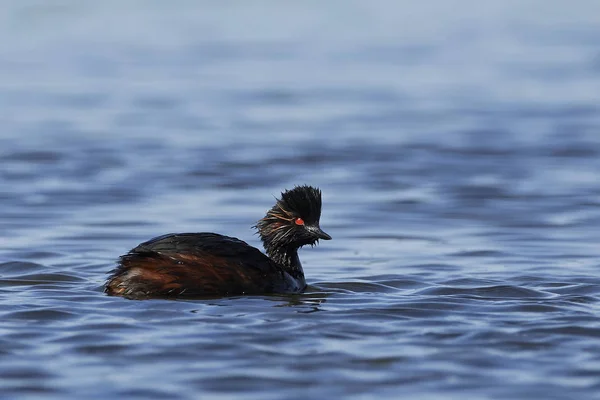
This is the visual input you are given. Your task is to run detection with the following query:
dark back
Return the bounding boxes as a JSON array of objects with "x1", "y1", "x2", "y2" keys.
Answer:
[{"x1": 106, "y1": 233, "x2": 298, "y2": 299}]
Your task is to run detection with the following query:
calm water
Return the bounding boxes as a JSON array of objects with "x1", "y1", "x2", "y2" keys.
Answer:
[{"x1": 2, "y1": 1, "x2": 600, "y2": 399}]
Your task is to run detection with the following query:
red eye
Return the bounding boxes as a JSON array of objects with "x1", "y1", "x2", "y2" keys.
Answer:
[{"x1": 295, "y1": 217, "x2": 305, "y2": 226}]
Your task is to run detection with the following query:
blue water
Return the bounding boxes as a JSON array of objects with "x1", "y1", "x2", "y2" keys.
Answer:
[{"x1": 2, "y1": 1, "x2": 600, "y2": 399}]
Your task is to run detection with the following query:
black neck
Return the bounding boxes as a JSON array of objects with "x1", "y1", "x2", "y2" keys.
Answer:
[{"x1": 266, "y1": 246, "x2": 304, "y2": 279}]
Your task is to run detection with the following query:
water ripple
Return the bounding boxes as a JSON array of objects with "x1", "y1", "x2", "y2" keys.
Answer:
[{"x1": 2, "y1": 1, "x2": 600, "y2": 399}]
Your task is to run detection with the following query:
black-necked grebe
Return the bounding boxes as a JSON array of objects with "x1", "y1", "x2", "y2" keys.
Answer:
[{"x1": 105, "y1": 185, "x2": 331, "y2": 299}]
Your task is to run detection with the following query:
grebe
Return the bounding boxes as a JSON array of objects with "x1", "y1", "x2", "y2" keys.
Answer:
[{"x1": 105, "y1": 185, "x2": 331, "y2": 299}]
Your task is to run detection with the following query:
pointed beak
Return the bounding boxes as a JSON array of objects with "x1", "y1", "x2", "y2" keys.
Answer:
[{"x1": 312, "y1": 226, "x2": 332, "y2": 240}]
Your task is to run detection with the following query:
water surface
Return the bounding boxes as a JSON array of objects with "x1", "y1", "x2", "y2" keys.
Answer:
[{"x1": 2, "y1": 1, "x2": 600, "y2": 399}]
